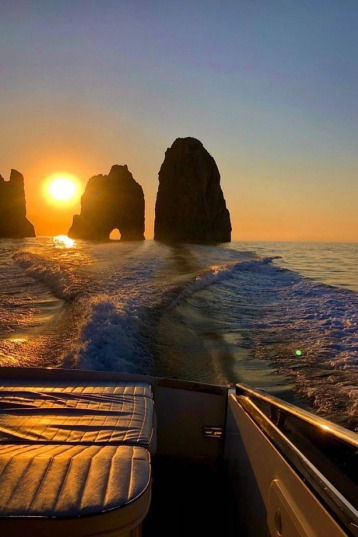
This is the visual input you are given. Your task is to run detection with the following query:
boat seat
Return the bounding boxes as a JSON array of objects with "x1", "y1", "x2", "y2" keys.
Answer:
[
  {"x1": 0, "y1": 380, "x2": 156, "y2": 450},
  {"x1": 0, "y1": 443, "x2": 151, "y2": 537},
  {"x1": 0, "y1": 380, "x2": 155, "y2": 536}
]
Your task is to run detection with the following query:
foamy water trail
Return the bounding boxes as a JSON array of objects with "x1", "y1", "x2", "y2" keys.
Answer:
[
  {"x1": 169, "y1": 254, "x2": 358, "y2": 427},
  {"x1": 7, "y1": 241, "x2": 169, "y2": 370},
  {"x1": 69, "y1": 242, "x2": 248, "y2": 372},
  {"x1": 1, "y1": 238, "x2": 358, "y2": 429},
  {"x1": 13, "y1": 251, "x2": 83, "y2": 300}
]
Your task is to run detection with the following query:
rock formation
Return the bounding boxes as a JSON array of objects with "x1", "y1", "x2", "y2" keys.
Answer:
[
  {"x1": 68, "y1": 165, "x2": 145, "y2": 240},
  {"x1": 0, "y1": 169, "x2": 35, "y2": 238},
  {"x1": 154, "y1": 137, "x2": 231, "y2": 243}
]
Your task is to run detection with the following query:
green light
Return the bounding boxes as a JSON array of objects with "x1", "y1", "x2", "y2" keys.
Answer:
[{"x1": 295, "y1": 350, "x2": 302, "y2": 356}]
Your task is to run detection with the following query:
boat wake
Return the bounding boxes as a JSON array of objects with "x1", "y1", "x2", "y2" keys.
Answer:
[{"x1": 2, "y1": 238, "x2": 358, "y2": 428}]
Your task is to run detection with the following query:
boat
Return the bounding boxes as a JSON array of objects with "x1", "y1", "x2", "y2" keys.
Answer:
[{"x1": 0, "y1": 366, "x2": 357, "y2": 537}]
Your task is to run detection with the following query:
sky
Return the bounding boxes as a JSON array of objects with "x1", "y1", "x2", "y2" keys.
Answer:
[{"x1": 1, "y1": 0, "x2": 358, "y2": 241}]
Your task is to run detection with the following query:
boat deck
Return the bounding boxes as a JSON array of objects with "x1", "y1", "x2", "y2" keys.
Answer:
[{"x1": 1, "y1": 369, "x2": 356, "y2": 537}]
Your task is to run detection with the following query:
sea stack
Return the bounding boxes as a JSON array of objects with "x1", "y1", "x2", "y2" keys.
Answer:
[
  {"x1": 154, "y1": 137, "x2": 231, "y2": 243},
  {"x1": 68, "y1": 165, "x2": 145, "y2": 240},
  {"x1": 0, "y1": 169, "x2": 35, "y2": 238}
]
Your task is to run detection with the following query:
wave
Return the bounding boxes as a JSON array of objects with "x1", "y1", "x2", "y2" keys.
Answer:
[
  {"x1": 12, "y1": 251, "x2": 89, "y2": 301},
  {"x1": 168, "y1": 255, "x2": 283, "y2": 307},
  {"x1": 69, "y1": 298, "x2": 153, "y2": 373},
  {"x1": 5, "y1": 240, "x2": 358, "y2": 428},
  {"x1": 169, "y1": 252, "x2": 358, "y2": 426}
]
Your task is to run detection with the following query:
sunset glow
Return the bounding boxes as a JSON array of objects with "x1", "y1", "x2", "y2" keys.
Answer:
[
  {"x1": 2, "y1": 3, "x2": 358, "y2": 240},
  {"x1": 44, "y1": 174, "x2": 80, "y2": 205}
]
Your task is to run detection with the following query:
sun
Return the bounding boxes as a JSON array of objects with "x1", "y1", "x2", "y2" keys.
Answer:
[
  {"x1": 44, "y1": 173, "x2": 80, "y2": 205},
  {"x1": 49, "y1": 178, "x2": 75, "y2": 201}
]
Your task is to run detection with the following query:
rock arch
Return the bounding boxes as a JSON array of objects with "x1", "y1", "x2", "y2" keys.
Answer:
[{"x1": 68, "y1": 165, "x2": 145, "y2": 241}]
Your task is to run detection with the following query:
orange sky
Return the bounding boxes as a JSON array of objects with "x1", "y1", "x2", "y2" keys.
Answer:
[
  {"x1": 5, "y1": 138, "x2": 358, "y2": 243},
  {"x1": 13, "y1": 136, "x2": 356, "y2": 243},
  {"x1": 2, "y1": 3, "x2": 358, "y2": 243}
]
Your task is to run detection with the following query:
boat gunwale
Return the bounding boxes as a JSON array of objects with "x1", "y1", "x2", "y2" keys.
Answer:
[{"x1": 234, "y1": 391, "x2": 358, "y2": 537}]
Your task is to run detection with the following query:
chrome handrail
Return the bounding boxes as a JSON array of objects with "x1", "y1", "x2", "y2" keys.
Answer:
[
  {"x1": 235, "y1": 383, "x2": 358, "y2": 537},
  {"x1": 236, "y1": 383, "x2": 358, "y2": 448}
]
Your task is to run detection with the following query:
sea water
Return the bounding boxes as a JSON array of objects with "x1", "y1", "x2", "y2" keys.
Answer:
[{"x1": 0, "y1": 236, "x2": 357, "y2": 429}]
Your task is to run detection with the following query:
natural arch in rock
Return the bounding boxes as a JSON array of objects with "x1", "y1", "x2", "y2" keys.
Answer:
[{"x1": 68, "y1": 165, "x2": 145, "y2": 241}]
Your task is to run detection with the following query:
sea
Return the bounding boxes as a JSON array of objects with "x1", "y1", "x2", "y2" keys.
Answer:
[{"x1": 0, "y1": 236, "x2": 357, "y2": 431}]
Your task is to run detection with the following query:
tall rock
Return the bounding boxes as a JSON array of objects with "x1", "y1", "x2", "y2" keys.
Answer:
[
  {"x1": 154, "y1": 138, "x2": 231, "y2": 243},
  {"x1": 0, "y1": 169, "x2": 35, "y2": 238},
  {"x1": 68, "y1": 165, "x2": 145, "y2": 240}
]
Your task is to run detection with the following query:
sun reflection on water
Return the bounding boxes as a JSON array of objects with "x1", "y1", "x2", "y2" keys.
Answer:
[{"x1": 53, "y1": 235, "x2": 75, "y2": 248}]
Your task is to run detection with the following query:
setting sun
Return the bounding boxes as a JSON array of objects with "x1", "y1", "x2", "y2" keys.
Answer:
[
  {"x1": 44, "y1": 173, "x2": 80, "y2": 205},
  {"x1": 49, "y1": 178, "x2": 75, "y2": 201}
]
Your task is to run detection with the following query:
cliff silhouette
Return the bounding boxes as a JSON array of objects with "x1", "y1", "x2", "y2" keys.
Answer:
[
  {"x1": 0, "y1": 169, "x2": 35, "y2": 238},
  {"x1": 154, "y1": 137, "x2": 231, "y2": 243}
]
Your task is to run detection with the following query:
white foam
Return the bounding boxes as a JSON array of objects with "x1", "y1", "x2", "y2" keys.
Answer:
[
  {"x1": 175, "y1": 253, "x2": 358, "y2": 425},
  {"x1": 13, "y1": 251, "x2": 82, "y2": 300}
]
